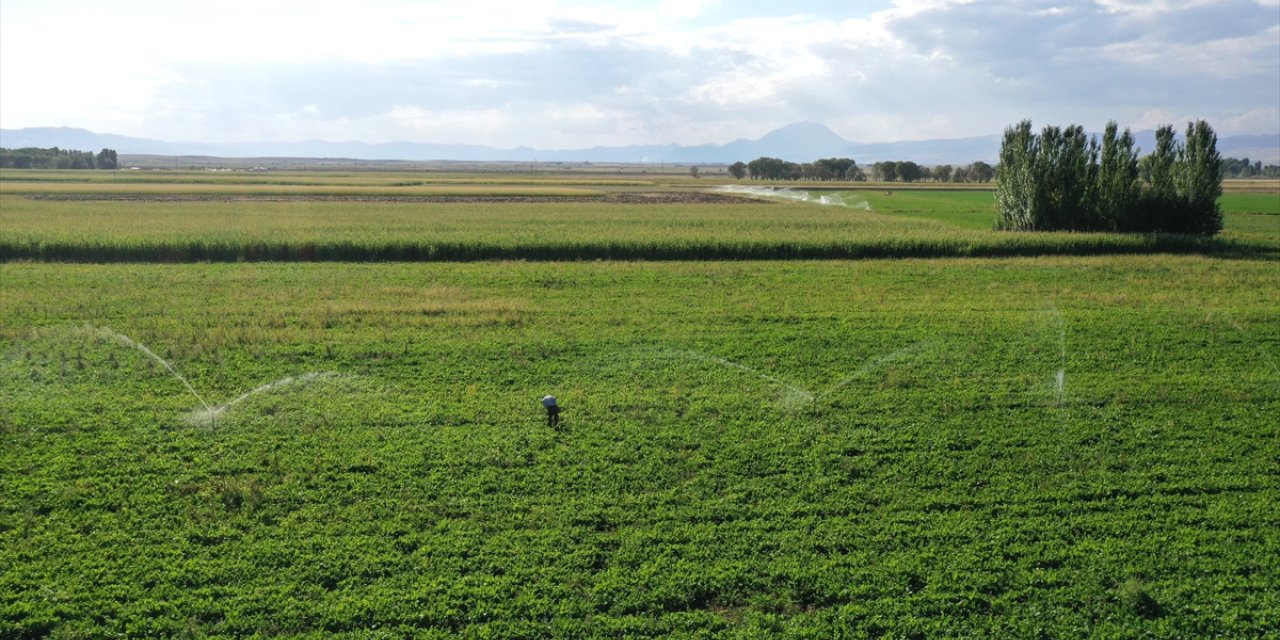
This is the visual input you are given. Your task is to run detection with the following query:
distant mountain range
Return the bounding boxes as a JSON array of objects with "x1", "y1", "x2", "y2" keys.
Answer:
[{"x1": 3, "y1": 122, "x2": 1277, "y2": 165}]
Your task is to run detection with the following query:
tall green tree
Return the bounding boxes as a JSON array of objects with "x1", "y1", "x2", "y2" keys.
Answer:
[
  {"x1": 995, "y1": 120, "x2": 1039, "y2": 230},
  {"x1": 1131, "y1": 124, "x2": 1180, "y2": 232},
  {"x1": 998, "y1": 119, "x2": 1224, "y2": 236},
  {"x1": 997, "y1": 122, "x2": 1100, "y2": 230},
  {"x1": 1039, "y1": 125, "x2": 1097, "y2": 230},
  {"x1": 1174, "y1": 120, "x2": 1223, "y2": 235},
  {"x1": 1095, "y1": 122, "x2": 1140, "y2": 230}
]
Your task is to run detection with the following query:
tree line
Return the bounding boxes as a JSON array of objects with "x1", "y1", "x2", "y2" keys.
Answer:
[
  {"x1": 996, "y1": 120, "x2": 1223, "y2": 235},
  {"x1": 870, "y1": 160, "x2": 994, "y2": 183},
  {"x1": 728, "y1": 157, "x2": 995, "y2": 182},
  {"x1": 729, "y1": 157, "x2": 862, "y2": 181},
  {"x1": 0, "y1": 147, "x2": 119, "y2": 169},
  {"x1": 1219, "y1": 157, "x2": 1279, "y2": 179}
]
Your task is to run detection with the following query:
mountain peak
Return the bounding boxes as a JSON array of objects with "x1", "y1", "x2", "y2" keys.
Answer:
[
  {"x1": 751, "y1": 122, "x2": 853, "y2": 159},
  {"x1": 760, "y1": 121, "x2": 843, "y2": 142}
]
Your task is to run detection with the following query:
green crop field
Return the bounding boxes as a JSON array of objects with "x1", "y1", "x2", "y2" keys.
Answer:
[
  {"x1": 1, "y1": 171, "x2": 1278, "y2": 638},
  {"x1": 3, "y1": 182, "x2": 1276, "y2": 262}
]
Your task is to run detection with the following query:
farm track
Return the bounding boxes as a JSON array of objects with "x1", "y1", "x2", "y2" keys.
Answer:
[{"x1": 21, "y1": 191, "x2": 765, "y2": 205}]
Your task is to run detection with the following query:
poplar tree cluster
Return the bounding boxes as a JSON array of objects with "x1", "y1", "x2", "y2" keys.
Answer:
[
  {"x1": 996, "y1": 120, "x2": 1223, "y2": 235},
  {"x1": 0, "y1": 147, "x2": 118, "y2": 170}
]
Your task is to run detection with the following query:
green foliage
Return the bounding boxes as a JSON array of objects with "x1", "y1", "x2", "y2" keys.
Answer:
[
  {"x1": 995, "y1": 122, "x2": 1101, "y2": 231},
  {"x1": 896, "y1": 160, "x2": 923, "y2": 183},
  {"x1": 1220, "y1": 157, "x2": 1280, "y2": 178},
  {"x1": 995, "y1": 120, "x2": 1041, "y2": 230},
  {"x1": 967, "y1": 161, "x2": 995, "y2": 183},
  {"x1": 812, "y1": 157, "x2": 860, "y2": 181},
  {"x1": 1172, "y1": 120, "x2": 1224, "y2": 235},
  {"x1": 1131, "y1": 126, "x2": 1176, "y2": 233},
  {"x1": 0, "y1": 147, "x2": 117, "y2": 170},
  {"x1": 740, "y1": 157, "x2": 861, "y2": 182},
  {"x1": 1095, "y1": 122, "x2": 1141, "y2": 230},
  {"x1": 1117, "y1": 578, "x2": 1163, "y2": 619},
  {"x1": 874, "y1": 160, "x2": 897, "y2": 182},
  {"x1": 997, "y1": 120, "x2": 1226, "y2": 235},
  {"x1": 745, "y1": 157, "x2": 799, "y2": 180}
]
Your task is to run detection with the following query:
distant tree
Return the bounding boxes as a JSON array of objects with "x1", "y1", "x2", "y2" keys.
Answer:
[
  {"x1": 969, "y1": 161, "x2": 995, "y2": 183},
  {"x1": 746, "y1": 156, "x2": 800, "y2": 180},
  {"x1": 689, "y1": 165, "x2": 700, "y2": 179},
  {"x1": 1218, "y1": 156, "x2": 1276, "y2": 178},
  {"x1": 814, "y1": 157, "x2": 858, "y2": 180},
  {"x1": 0, "y1": 146, "x2": 116, "y2": 170},
  {"x1": 952, "y1": 165, "x2": 970, "y2": 183},
  {"x1": 875, "y1": 161, "x2": 898, "y2": 182},
  {"x1": 800, "y1": 162, "x2": 829, "y2": 181},
  {"x1": 933, "y1": 164, "x2": 953, "y2": 183},
  {"x1": 96, "y1": 148, "x2": 118, "y2": 170},
  {"x1": 747, "y1": 157, "x2": 774, "y2": 179},
  {"x1": 728, "y1": 161, "x2": 747, "y2": 180},
  {"x1": 897, "y1": 161, "x2": 923, "y2": 183},
  {"x1": 784, "y1": 161, "x2": 802, "y2": 180}
]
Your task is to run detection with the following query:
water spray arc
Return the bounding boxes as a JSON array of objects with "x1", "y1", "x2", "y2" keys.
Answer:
[
  {"x1": 715, "y1": 185, "x2": 871, "y2": 210},
  {"x1": 674, "y1": 350, "x2": 816, "y2": 404},
  {"x1": 1049, "y1": 304, "x2": 1067, "y2": 406},
  {"x1": 812, "y1": 342, "x2": 931, "y2": 402},
  {"x1": 670, "y1": 342, "x2": 931, "y2": 408},
  {"x1": 82, "y1": 325, "x2": 345, "y2": 426},
  {"x1": 88, "y1": 326, "x2": 214, "y2": 413},
  {"x1": 185, "y1": 372, "x2": 346, "y2": 427}
]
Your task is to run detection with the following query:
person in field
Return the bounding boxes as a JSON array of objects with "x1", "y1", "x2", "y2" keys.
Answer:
[{"x1": 541, "y1": 395, "x2": 561, "y2": 427}]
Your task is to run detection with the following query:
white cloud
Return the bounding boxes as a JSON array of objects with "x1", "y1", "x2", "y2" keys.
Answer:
[{"x1": 2, "y1": 0, "x2": 1276, "y2": 147}]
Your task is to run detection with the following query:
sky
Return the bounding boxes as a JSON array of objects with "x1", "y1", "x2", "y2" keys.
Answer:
[{"x1": 2, "y1": 0, "x2": 1278, "y2": 148}]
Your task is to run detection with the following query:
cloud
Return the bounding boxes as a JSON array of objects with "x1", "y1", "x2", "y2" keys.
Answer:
[
  {"x1": 2, "y1": 0, "x2": 1276, "y2": 146},
  {"x1": 876, "y1": 0, "x2": 1279, "y2": 130},
  {"x1": 884, "y1": 0, "x2": 1277, "y2": 79}
]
